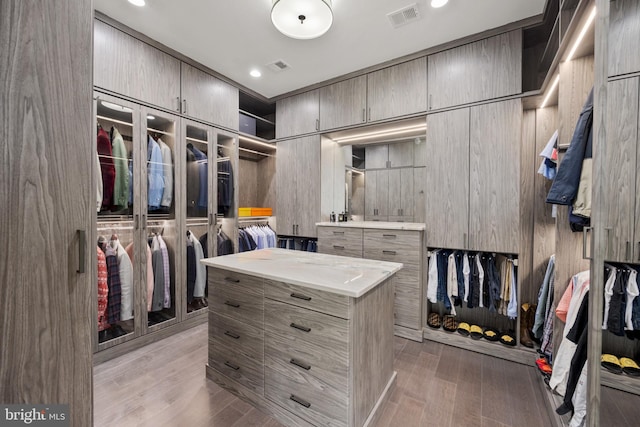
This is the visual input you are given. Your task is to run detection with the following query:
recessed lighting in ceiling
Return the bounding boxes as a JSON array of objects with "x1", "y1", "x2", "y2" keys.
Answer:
[
  {"x1": 431, "y1": 0, "x2": 449, "y2": 8},
  {"x1": 147, "y1": 115, "x2": 155, "y2": 120},
  {"x1": 101, "y1": 101, "x2": 133, "y2": 113},
  {"x1": 250, "y1": 69, "x2": 262, "y2": 78},
  {"x1": 271, "y1": 0, "x2": 333, "y2": 40},
  {"x1": 128, "y1": 0, "x2": 146, "y2": 6}
]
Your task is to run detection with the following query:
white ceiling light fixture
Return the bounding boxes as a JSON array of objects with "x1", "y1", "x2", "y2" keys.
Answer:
[
  {"x1": 128, "y1": 0, "x2": 145, "y2": 7},
  {"x1": 147, "y1": 115, "x2": 155, "y2": 120},
  {"x1": 271, "y1": 0, "x2": 333, "y2": 40},
  {"x1": 431, "y1": 0, "x2": 449, "y2": 8},
  {"x1": 250, "y1": 69, "x2": 262, "y2": 78}
]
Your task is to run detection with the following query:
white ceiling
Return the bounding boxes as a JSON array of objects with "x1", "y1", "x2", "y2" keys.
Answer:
[{"x1": 94, "y1": 0, "x2": 546, "y2": 99}]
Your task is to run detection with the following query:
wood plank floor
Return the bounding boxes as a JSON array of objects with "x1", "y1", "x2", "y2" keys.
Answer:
[{"x1": 93, "y1": 324, "x2": 637, "y2": 426}]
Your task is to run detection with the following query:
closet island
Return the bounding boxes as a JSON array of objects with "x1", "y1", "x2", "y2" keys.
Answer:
[{"x1": 202, "y1": 248, "x2": 401, "y2": 427}]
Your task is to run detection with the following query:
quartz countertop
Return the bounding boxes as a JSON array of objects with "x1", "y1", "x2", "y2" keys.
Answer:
[
  {"x1": 316, "y1": 221, "x2": 425, "y2": 231},
  {"x1": 200, "y1": 248, "x2": 402, "y2": 298}
]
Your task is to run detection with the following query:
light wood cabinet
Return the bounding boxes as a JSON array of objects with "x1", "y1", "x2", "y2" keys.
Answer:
[
  {"x1": 276, "y1": 90, "x2": 320, "y2": 138},
  {"x1": 388, "y1": 168, "x2": 414, "y2": 221},
  {"x1": 428, "y1": 30, "x2": 522, "y2": 110},
  {"x1": 364, "y1": 169, "x2": 389, "y2": 221},
  {"x1": 469, "y1": 99, "x2": 521, "y2": 253},
  {"x1": 364, "y1": 145, "x2": 389, "y2": 169},
  {"x1": 180, "y1": 62, "x2": 239, "y2": 130},
  {"x1": 609, "y1": 0, "x2": 640, "y2": 77},
  {"x1": 424, "y1": 108, "x2": 470, "y2": 249},
  {"x1": 94, "y1": 20, "x2": 181, "y2": 112},
  {"x1": 603, "y1": 77, "x2": 640, "y2": 262},
  {"x1": 276, "y1": 136, "x2": 321, "y2": 237},
  {"x1": 413, "y1": 167, "x2": 426, "y2": 223},
  {"x1": 388, "y1": 141, "x2": 415, "y2": 167},
  {"x1": 425, "y1": 99, "x2": 521, "y2": 253},
  {"x1": 367, "y1": 57, "x2": 428, "y2": 122},
  {"x1": 319, "y1": 76, "x2": 367, "y2": 131}
]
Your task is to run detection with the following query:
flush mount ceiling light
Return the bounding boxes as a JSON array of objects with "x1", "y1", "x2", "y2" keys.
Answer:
[
  {"x1": 271, "y1": 0, "x2": 333, "y2": 40},
  {"x1": 128, "y1": 0, "x2": 145, "y2": 6},
  {"x1": 250, "y1": 69, "x2": 262, "y2": 78},
  {"x1": 431, "y1": 0, "x2": 449, "y2": 8}
]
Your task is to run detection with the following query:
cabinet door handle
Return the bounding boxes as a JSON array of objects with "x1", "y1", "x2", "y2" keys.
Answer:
[
  {"x1": 176, "y1": 96, "x2": 180, "y2": 112},
  {"x1": 290, "y1": 323, "x2": 311, "y2": 333},
  {"x1": 637, "y1": 242, "x2": 640, "y2": 262},
  {"x1": 290, "y1": 358, "x2": 311, "y2": 370},
  {"x1": 626, "y1": 240, "x2": 631, "y2": 261},
  {"x1": 296, "y1": 224, "x2": 299, "y2": 235},
  {"x1": 429, "y1": 94, "x2": 433, "y2": 110},
  {"x1": 315, "y1": 119, "x2": 319, "y2": 131},
  {"x1": 224, "y1": 277, "x2": 240, "y2": 283},
  {"x1": 224, "y1": 301, "x2": 240, "y2": 308},
  {"x1": 382, "y1": 234, "x2": 397, "y2": 238},
  {"x1": 362, "y1": 108, "x2": 366, "y2": 122},
  {"x1": 224, "y1": 361, "x2": 240, "y2": 371},
  {"x1": 290, "y1": 394, "x2": 311, "y2": 408},
  {"x1": 383, "y1": 250, "x2": 397, "y2": 255},
  {"x1": 292, "y1": 225, "x2": 295, "y2": 235},
  {"x1": 134, "y1": 214, "x2": 139, "y2": 230},
  {"x1": 582, "y1": 227, "x2": 593, "y2": 260},
  {"x1": 224, "y1": 331, "x2": 240, "y2": 339},
  {"x1": 76, "y1": 229, "x2": 86, "y2": 274},
  {"x1": 141, "y1": 214, "x2": 146, "y2": 230},
  {"x1": 333, "y1": 245, "x2": 345, "y2": 250},
  {"x1": 183, "y1": 99, "x2": 187, "y2": 114},
  {"x1": 290, "y1": 292, "x2": 312, "y2": 301},
  {"x1": 368, "y1": 107, "x2": 371, "y2": 121},
  {"x1": 333, "y1": 231, "x2": 344, "y2": 235}
]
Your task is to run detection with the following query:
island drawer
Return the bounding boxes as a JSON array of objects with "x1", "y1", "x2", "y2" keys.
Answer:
[
  {"x1": 209, "y1": 283, "x2": 263, "y2": 328},
  {"x1": 264, "y1": 279, "x2": 351, "y2": 319},
  {"x1": 209, "y1": 340, "x2": 264, "y2": 395},
  {"x1": 265, "y1": 331, "x2": 348, "y2": 392},
  {"x1": 209, "y1": 312, "x2": 264, "y2": 361},
  {"x1": 265, "y1": 364, "x2": 347, "y2": 427},
  {"x1": 264, "y1": 299, "x2": 349, "y2": 352},
  {"x1": 317, "y1": 227, "x2": 363, "y2": 258},
  {"x1": 209, "y1": 269, "x2": 264, "y2": 295},
  {"x1": 363, "y1": 229, "x2": 421, "y2": 263}
]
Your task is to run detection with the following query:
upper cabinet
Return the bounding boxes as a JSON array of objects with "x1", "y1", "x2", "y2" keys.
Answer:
[
  {"x1": 428, "y1": 30, "x2": 522, "y2": 110},
  {"x1": 319, "y1": 76, "x2": 367, "y2": 131},
  {"x1": 180, "y1": 63, "x2": 239, "y2": 130},
  {"x1": 367, "y1": 57, "x2": 428, "y2": 122},
  {"x1": 609, "y1": 0, "x2": 640, "y2": 77},
  {"x1": 94, "y1": 20, "x2": 181, "y2": 112},
  {"x1": 276, "y1": 89, "x2": 320, "y2": 138}
]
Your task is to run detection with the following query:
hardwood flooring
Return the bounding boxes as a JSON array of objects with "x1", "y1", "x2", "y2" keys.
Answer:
[{"x1": 93, "y1": 324, "x2": 637, "y2": 426}]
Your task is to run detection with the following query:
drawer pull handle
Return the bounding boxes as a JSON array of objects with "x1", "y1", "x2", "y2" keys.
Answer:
[
  {"x1": 224, "y1": 361, "x2": 240, "y2": 371},
  {"x1": 224, "y1": 331, "x2": 240, "y2": 339},
  {"x1": 382, "y1": 234, "x2": 397, "y2": 238},
  {"x1": 290, "y1": 293, "x2": 312, "y2": 301},
  {"x1": 290, "y1": 358, "x2": 311, "y2": 370},
  {"x1": 290, "y1": 323, "x2": 311, "y2": 333},
  {"x1": 383, "y1": 250, "x2": 397, "y2": 255},
  {"x1": 333, "y1": 245, "x2": 345, "y2": 249},
  {"x1": 225, "y1": 277, "x2": 240, "y2": 283},
  {"x1": 290, "y1": 394, "x2": 311, "y2": 408},
  {"x1": 333, "y1": 231, "x2": 344, "y2": 235},
  {"x1": 224, "y1": 301, "x2": 240, "y2": 308}
]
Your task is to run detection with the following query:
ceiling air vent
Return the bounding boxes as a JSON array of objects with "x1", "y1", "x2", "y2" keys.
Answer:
[
  {"x1": 266, "y1": 60, "x2": 291, "y2": 73},
  {"x1": 387, "y1": 3, "x2": 421, "y2": 28}
]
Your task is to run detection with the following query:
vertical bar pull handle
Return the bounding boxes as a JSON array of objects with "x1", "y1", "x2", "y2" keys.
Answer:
[
  {"x1": 362, "y1": 108, "x2": 366, "y2": 122},
  {"x1": 429, "y1": 94, "x2": 433, "y2": 110},
  {"x1": 637, "y1": 242, "x2": 640, "y2": 262},
  {"x1": 626, "y1": 240, "x2": 631, "y2": 261},
  {"x1": 76, "y1": 230, "x2": 86, "y2": 273},
  {"x1": 315, "y1": 119, "x2": 319, "y2": 131},
  {"x1": 582, "y1": 227, "x2": 593, "y2": 260},
  {"x1": 176, "y1": 97, "x2": 180, "y2": 112},
  {"x1": 134, "y1": 214, "x2": 139, "y2": 230},
  {"x1": 368, "y1": 108, "x2": 371, "y2": 121},
  {"x1": 183, "y1": 99, "x2": 187, "y2": 114},
  {"x1": 142, "y1": 214, "x2": 146, "y2": 230}
]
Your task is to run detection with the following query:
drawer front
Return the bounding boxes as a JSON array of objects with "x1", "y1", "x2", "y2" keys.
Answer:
[
  {"x1": 209, "y1": 311, "x2": 264, "y2": 361},
  {"x1": 209, "y1": 269, "x2": 264, "y2": 296},
  {"x1": 264, "y1": 299, "x2": 349, "y2": 351},
  {"x1": 209, "y1": 285, "x2": 263, "y2": 328},
  {"x1": 395, "y1": 277, "x2": 421, "y2": 329},
  {"x1": 264, "y1": 279, "x2": 351, "y2": 319},
  {"x1": 209, "y1": 340, "x2": 264, "y2": 395},
  {"x1": 265, "y1": 365, "x2": 348, "y2": 427},
  {"x1": 363, "y1": 229, "x2": 422, "y2": 262},
  {"x1": 265, "y1": 331, "x2": 348, "y2": 392},
  {"x1": 317, "y1": 227, "x2": 363, "y2": 258}
]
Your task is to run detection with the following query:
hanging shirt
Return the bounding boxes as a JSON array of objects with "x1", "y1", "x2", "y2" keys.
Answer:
[
  {"x1": 114, "y1": 238, "x2": 134, "y2": 322},
  {"x1": 447, "y1": 253, "x2": 458, "y2": 315},
  {"x1": 104, "y1": 245, "x2": 122, "y2": 325},
  {"x1": 189, "y1": 231, "x2": 206, "y2": 298},
  {"x1": 157, "y1": 235, "x2": 171, "y2": 308},
  {"x1": 506, "y1": 259, "x2": 518, "y2": 319},
  {"x1": 111, "y1": 127, "x2": 129, "y2": 209},
  {"x1": 147, "y1": 135, "x2": 165, "y2": 210},
  {"x1": 217, "y1": 158, "x2": 234, "y2": 215},
  {"x1": 463, "y1": 253, "x2": 471, "y2": 302},
  {"x1": 97, "y1": 246, "x2": 109, "y2": 331},
  {"x1": 625, "y1": 269, "x2": 639, "y2": 330},
  {"x1": 426, "y1": 251, "x2": 439, "y2": 304},
  {"x1": 601, "y1": 267, "x2": 617, "y2": 329},
  {"x1": 126, "y1": 242, "x2": 155, "y2": 312},
  {"x1": 95, "y1": 151, "x2": 103, "y2": 213},
  {"x1": 476, "y1": 254, "x2": 485, "y2": 308},
  {"x1": 157, "y1": 138, "x2": 173, "y2": 209},
  {"x1": 150, "y1": 236, "x2": 165, "y2": 312},
  {"x1": 186, "y1": 237, "x2": 196, "y2": 304},
  {"x1": 97, "y1": 128, "x2": 116, "y2": 210}
]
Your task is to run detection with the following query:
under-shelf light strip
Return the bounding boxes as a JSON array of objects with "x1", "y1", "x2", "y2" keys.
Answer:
[
  {"x1": 541, "y1": 74, "x2": 560, "y2": 109},
  {"x1": 97, "y1": 115, "x2": 133, "y2": 128},
  {"x1": 239, "y1": 135, "x2": 277, "y2": 150},
  {"x1": 566, "y1": 6, "x2": 597, "y2": 62},
  {"x1": 334, "y1": 124, "x2": 427, "y2": 144}
]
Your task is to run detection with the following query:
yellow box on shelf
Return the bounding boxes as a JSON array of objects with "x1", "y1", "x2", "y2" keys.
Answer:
[
  {"x1": 238, "y1": 207, "x2": 252, "y2": 217},
  {"x1": 238, "y1": 207, "x2": 273, "y2": 217}
]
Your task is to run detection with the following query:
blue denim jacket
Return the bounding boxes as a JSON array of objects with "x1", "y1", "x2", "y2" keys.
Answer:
[{"x1": 546, "y1": 88, "x2": 593, "y2": 205}]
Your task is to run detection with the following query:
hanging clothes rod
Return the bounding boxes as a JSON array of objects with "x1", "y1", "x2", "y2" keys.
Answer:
[
  {"x1": 186, "y1": 136, "x2": 208, "y2": 144},
  {"x1": 147, "y1": 127, "x2": 174, "y2": 137},
  {"x1": 217, "y1": 156, "x2": 231, "y2": 162},
  {"x1": 239, "y1": 147, "x2": 273, "y2": 157},
  {"x1": 97, "y1": 223, "x2": 134, "y2": 231},
  {"x1": 97, "y1": 115, "x2": 133, "y2": 127}
]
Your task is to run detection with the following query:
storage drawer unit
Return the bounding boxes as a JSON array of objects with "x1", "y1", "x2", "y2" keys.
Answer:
[
  {"x1": 317, "y1": 226, "x2": 363, "y2": 258},
  {"x1": 208, "y1": 270, "x2": 264, "y2": 328},
  {"x1": 208, "y1": 311, "x2": 264, "y2": 361},
  {"x1": 209, "y1": 337, "x2": 264, "y2": 394},
  {"x1": 264, "y1": 278, "x2": 351, "y2": 319}
]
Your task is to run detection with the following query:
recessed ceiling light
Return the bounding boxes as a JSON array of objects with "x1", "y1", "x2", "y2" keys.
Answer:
[
  {"x1": 431, "y1": 0, "x2": 449, "y2": 8},
  {"x1": 147, "y1": 115, "x2": 155, "y2": 120},
  {"x1": 250, "y1": 69, "x2": 262, "y2": 78},
  {"x1": 101, "y1": 101, "x2": 133, "y2": 113},
  {"x1": 128, "y1": 0, "x2": 145, "y2": 7}
]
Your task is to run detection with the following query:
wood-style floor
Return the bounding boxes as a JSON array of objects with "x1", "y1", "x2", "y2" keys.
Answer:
[{"x1": 93, "y1": 323, "x2": 638, "y2": 427}]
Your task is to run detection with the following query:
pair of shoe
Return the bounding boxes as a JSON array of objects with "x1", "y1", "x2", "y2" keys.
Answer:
[
  {"x1": 601, "y1": 354, "x2": 640, "y2": 376},
  {"x1": 457, "y1": 322, "x2": 483, "y2": 339},
  {"x1": 188, "y1": 297, "x2": 208, "y2": 313},
  {"x1": 536, "y1": 356, "x2": 552, "y2": 375}
]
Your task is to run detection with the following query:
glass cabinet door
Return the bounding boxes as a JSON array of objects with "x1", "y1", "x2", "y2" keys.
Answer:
[
  {"x1": 95, "y1": 94, "x2": 141, "y2": 348},
  {"x1": 216, "y1": 129, "x2": 239, "y2": 255},
  {"x1": 141, "y1": 106, "x2": 179, "y2": 331},
  {"x1": 183, "y1": 120, "x2": 216, "y2": 315}
]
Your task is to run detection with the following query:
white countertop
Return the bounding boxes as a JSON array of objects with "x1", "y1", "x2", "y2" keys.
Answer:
[
  {"x1": 200, "y1": 248, "x2": 402, "y2": 298},
  {"x1": 316, "y1": 221, "x2": 425, "y2": 231}
]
